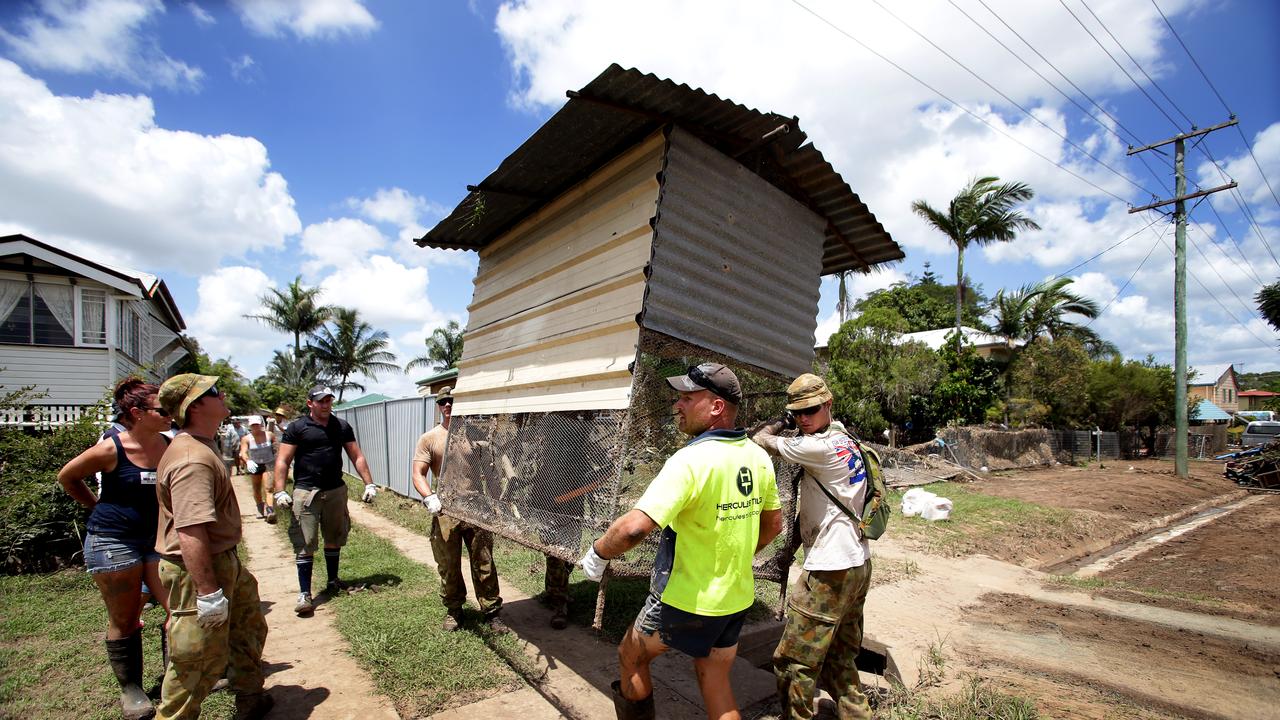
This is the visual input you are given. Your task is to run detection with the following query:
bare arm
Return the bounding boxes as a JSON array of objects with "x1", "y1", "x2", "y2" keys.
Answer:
[
  {"x1": 238, "y1": 435, "x2": 250, "y2": 465},
  {"x1": 410, "y1": 460, "x2": 433, "y2": 497},
  {"x1": 756, "y1": 508, "x2": 782, "y2": 552},
  {"x1": 593, "y1": 509, "x2": 659, "y2": 559},
  {"x1": 344, "y1": 441, "x2": 375, "y2": 485},
  {"x1": 56, "y1": 440, "x2": 115, "y2": 510},
  {"x1": 176, "y1": 524, "x2": 220, "y2": 595},
  {"x1": 273, "y1": 443, "x2": 296, "y2": 493}
]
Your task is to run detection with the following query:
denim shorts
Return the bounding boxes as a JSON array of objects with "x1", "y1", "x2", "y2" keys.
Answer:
[
  {"x1": 633, "y1": 590, "x2": 747, "y2": 658},
  {"x1": 84, "y1": 532, "x2": 161, "y2": 574}
]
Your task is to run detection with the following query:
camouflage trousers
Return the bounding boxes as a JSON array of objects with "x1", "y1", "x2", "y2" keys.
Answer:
[
  {"x1": 156, "y1": 548, "x2": 267, "y2": 720},
  {"x1": 774, "y1": 560, "x2": 873, "y2": 720},
  {"x1": 430, "y1": 514, "x2": 502, "y2": 617},
  {"x1": 544, "y1": 555, "x2": 573, "y2": 606}
]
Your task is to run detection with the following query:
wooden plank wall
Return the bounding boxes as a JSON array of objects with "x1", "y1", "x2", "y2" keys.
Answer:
[
  {"x1": 0, "y1": 345, "x2": 112, "y2": 404},
  {"x1": 453, "y1": 131, "x2": 663, "y2": 414}
]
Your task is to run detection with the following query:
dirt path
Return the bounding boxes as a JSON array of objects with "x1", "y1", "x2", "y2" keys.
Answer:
[
  {"x1": 232, "y1": 476, "x2": 399, "y2": 720},
  {"x1": 344, "y1": 501, "x2": 778, "y2": 720}
]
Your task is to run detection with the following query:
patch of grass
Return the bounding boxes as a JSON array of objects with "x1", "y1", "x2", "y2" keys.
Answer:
[
  {"x1": 271, "y1": 502, "x2": 524, "y2": 717},
  {"x1": 346, "y1": 475, "x2": 784, "y2": 642},
  {"x1": 875, "y1": 557, "x2": 922, "y2": 586},
  {"x1": 0, "y1": 570, "x2": 235, "y2": 720},
  {"x1": 1046, "y1": 574, "x2": 1226, "y2": 606},
  {"x1": 888, "y1": 483, "x2": 1076, "y2": 556},
  {"x1": 877, "y1": 675, "x2": 1040, "y2": 720}
]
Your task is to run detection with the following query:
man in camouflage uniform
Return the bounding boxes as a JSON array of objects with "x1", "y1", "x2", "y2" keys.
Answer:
[
  {"x1": 752, "y1": 373, "x2": 872, "y2": 720},
  {"x1": 155, "y1": 374, "x2": 271, "y2": 720}
]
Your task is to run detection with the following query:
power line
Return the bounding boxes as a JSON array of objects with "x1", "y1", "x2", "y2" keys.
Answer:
[
  {"x1": 1087, "y1": 224, "x2": 1166, "y2": 326},
  {"x1": 1189, "y1": 210, "x2": 1265, "y2": 287},
  {"x1": 1050, "y1": 213, "x2": 1166, "y2": 280},
  {"x1": 1162, "y1": 236, "x2": 1280, "y2": 353},
  {"x1": 1079, "y1": 0, "x2": 1193, "y2": 127},
  {"x1": 786, "y1": 0, "x2": 1133, "y2": 204},
  {"x1": 868, "y1": 0, "x2": 1157, "y2": 200},
  {"x1": 1151, "y1": 0, "x2": 1280, "y2": 214},
  {"x1": 1184, "y1": 210, "x2": 1267, "y2": 324}
]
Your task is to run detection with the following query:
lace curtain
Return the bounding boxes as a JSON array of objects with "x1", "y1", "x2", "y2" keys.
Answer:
[
  {"x1": 32, "y1": 283, "x2": 74, "y2": 337},
  {"x1": 0, "y1": 278, "x2": 25, "y2": 322}
]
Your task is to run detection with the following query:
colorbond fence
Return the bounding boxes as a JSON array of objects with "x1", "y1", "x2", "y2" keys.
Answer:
[{"x1": 333, "y1": 394, "x2": 443, "y2": 499}]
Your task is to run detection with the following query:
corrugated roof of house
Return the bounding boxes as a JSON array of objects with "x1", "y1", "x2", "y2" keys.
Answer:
[
  {"x1": 333, "y1": 393, "x2": 392, "y2": 410},
  {"x1": 896, "y1": 326, "x2": 1022, "y2": 351},
  {"x1": 1191, "y1": 398, "x2": 1232, "y2": 421},
  {"x1": 1189, "y1": 364, "x2": 1235, "y2": 386},
  {"x1": 1239, "y1": 389, "x2": 1278, "y2": 397}
]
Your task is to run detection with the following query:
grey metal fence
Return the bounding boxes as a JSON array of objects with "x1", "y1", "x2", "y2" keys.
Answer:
[{"x1": 333, "y1": 394, "x2": 443, "y2": 499}]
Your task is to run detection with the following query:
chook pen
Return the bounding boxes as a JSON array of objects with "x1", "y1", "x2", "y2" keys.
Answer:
[{"x1": 415, "y1": 64, "x2": 904, "y2": 628}]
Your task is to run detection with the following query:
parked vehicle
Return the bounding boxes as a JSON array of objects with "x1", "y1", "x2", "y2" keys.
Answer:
[{"x1": 1242, "y1": 421, "x2": 1280, "y2": 447}]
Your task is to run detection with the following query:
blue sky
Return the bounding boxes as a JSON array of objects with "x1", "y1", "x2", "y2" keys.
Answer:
[{"x1": 1, "y1": 0, "x2": 1277, "y2": 398}]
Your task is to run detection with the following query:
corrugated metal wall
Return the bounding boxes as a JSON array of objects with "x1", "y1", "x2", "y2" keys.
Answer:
[
  {"x1": 642, "y1": 127, "x2": 825, "y2": 378},
  {"x1": 335, "y1": 395, "x2": 442, "y2": 499},
  {"x1": 451, "y1": 131, "x2": 664, "y2": 415}
]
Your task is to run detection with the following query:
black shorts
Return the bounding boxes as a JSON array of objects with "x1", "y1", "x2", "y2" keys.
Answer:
[{"x1": 633, "y1": 590, "x2": 747, "y2": 658}]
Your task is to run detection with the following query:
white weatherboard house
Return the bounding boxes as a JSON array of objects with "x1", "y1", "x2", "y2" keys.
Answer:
[{"x1": 0, "y1": 235, "x2": 187, "y2": 426}]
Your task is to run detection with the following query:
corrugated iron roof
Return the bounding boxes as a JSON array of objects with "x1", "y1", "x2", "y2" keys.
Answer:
[
  {"x1": 416, "y1": 65, "x2": 902, "y2": 276},
  {"x1": 1191, "y1": 399, "x2": 1232, "y2": 421}
]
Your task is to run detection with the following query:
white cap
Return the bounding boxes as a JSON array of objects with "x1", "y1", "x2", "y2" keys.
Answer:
[{"x1": 247, "y1": 415, "x2": 264, "y2": 427}]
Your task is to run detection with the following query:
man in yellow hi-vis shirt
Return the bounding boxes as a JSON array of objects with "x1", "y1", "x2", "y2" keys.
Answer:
[{"x1": 580, "y1": 363, "x2": 783, "y2": 720}]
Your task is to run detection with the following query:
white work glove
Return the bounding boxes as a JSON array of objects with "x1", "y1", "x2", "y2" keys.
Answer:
[
  {"x1": 246, "y1": 461, "x2": 259, "y2": 475},
  {"x1": 421, "y1": 493, "x2": 442, "y2": 514},
  {"x1": 273, "y1": 490, "x2": 292, "y2": 508},
  {"x1": 579, "y1": 544, "x2": 609, "y2": 582},
  {"x1": 195, "y1": 589, "x2": 229, "y2": 628},
  {"x1": 362, "y1": 483, "x2": 377, "y2": 503}
]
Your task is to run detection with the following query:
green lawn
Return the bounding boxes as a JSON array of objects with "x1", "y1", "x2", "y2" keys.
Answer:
[
  {"x1": 0, "y1": 570, "x2": 234, "y2": 720},
  {"x1": 886, "y1": 483, "x2": 1076, "y2": 556},
  {"x1": 270, "y1": 500, "x2": 526, "y2": 717}
]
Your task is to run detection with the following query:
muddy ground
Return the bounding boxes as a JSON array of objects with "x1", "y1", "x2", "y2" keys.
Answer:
[{"x1": 881, "y1": 458, "x2": 1278, "y2": 719}]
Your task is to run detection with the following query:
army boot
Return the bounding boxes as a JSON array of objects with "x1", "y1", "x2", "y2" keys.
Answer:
[
  {"x1": 105, "y1": 631, "x2": 155, "y2": 720},
  {"x1": 233, "y1": 692, "x2": 274, "y2": 720},
  {"x1": 610, "y1": 680, "x2": 655, "y2": 720}
]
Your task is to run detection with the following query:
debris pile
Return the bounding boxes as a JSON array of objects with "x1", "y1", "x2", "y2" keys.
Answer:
[{"x1": 1223, "y1": 440, "x2": 1280, "y2": 492}]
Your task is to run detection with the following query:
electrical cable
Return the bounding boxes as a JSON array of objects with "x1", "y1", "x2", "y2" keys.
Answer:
[
  {"x1": 1079, "y1": 0, "x2": 1193, "y2": 126},
  {"x1": 1049, "y1": 213, "x2": 1165, "y2": 281},
  {"x1": 1162, "y1": 237, "x2": 1280, "y2": 353},
  {"x1": 786, "y1": 0, "x2": 1134, "y2": 205},
  {"x1": 1087, "y1": 224, "x2": 1167, "y2": 327}
]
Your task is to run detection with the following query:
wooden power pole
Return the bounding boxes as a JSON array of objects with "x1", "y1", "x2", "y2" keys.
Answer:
[{"x1": 1128, "y1": 118, "x2": 1239, "y2": 478}]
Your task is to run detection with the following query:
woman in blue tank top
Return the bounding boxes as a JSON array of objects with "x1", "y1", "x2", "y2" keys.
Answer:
[{"x1": 57, "y1": 378, "x2": 172, "y2": 720}]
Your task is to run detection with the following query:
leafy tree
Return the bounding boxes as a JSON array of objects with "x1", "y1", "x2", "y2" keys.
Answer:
[
  {"x1": 1008, "y1": 336, "x2": 1090, "y2": 426},
  {"x1": 308, "y1": 307, "x2": 399, "y2": 402},
  {"x1": 1257, "y1": 279, "x2": 1280, "y2": 332},
  {"x1": 405, "y1": 320, "x2": 465, "y2": 373},
  {"x1": 917, "y1": 335, "x2": 1002, "y2": 430},
  {"x1": 245, "y1": 276, "x2": 334, "y2": 353},
  {"x1": 827, "y1": 308, "x2": 942, "y2": 440},
  {"x1": 1087, "y1": 355, "x2": 1175, "y2": 444},
  {"x1": 254, "y1": 348, "x2": 328, "y2": 413},
  {"x1": 855, "y1": 276, "x2": 988, "y2": 333},
  {"x1": 912, "y1": 176, "x2": 1040, "y2": 349},
  {"x1": 188, "y1": 352, "x2": 259, "y2": 414}
]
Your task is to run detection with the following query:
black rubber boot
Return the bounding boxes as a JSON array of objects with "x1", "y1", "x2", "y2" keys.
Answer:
[
  {"x1": 233, "y1": 692, "x2": 274, "y2": 720},
  {"x1": 106, "y1": 632, "x2": 155, "y2": 720},
  {"x1": 610, "y1": 680, "x2": 655, "y2": 720}
]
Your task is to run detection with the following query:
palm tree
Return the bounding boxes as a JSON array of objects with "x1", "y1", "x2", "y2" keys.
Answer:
[
  {"x1": 263, "y1": 347, "x2": 328, "y2": 389},
  {"x1": 912, "y1": 176, "x2": 1040, "y2": 349},
  {"x1": 245, "y1": 276, "x2": 334, "y2": 353},
  {"x1": 992, "y1": 278, "x2": 1117, "y2": 359},
  {"x1": 308, "y1": 308, "x2": 399, "y2": 401},
  {"x1": 1258, "y1": 279, "x2": 1280, "y2": 332},
  {"x1": 405, "y1": 320, "x2": 465, "y2": 373}
]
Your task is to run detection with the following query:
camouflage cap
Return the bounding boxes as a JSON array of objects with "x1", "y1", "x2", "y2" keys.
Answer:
[
  {"x1": 786, "y1": 373, "x2": 833, "y2": 411},
  {"x1": 158, "y1": 374, "x2": 219, "y2": 426},
  {"x1": 436, "y1": 386, "x2": 453, "y2": 405}
]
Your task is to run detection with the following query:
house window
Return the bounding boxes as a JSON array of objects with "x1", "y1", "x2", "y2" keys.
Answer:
[
  {"x1": 0, "y1": 279, "x2": 75, "y2": 346},
  {"x1": 78, "y1": 288, "x2": 107, "y2": 345},
  {"x1": 118, "y1": 303, "x2": 141, "y2": 359}
]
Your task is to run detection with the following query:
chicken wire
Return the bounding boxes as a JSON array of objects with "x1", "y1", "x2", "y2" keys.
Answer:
[{"x1": 436, "y1": 329, "x2": 803, "y2": 596}]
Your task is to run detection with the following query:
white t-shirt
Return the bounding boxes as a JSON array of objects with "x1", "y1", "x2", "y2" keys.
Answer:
[{"x1": 776, "y1": 428, "x2": 871, "y2": 571}]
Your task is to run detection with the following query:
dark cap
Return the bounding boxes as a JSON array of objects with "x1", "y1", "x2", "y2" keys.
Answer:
[
  {"x1": 665, "y1": 363, "x2": 742, "y2": 405},
  {"x1": 308, "y1": 386, "x2": 336, "y2": 401}
]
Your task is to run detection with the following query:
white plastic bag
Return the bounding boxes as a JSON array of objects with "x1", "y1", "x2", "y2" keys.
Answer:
[
  {"x1": 901, "y1": 488, "x2": 936, "y2": 517},
  {"x1": 922, "y1": 496, "x2": 953, "y2": 522}
]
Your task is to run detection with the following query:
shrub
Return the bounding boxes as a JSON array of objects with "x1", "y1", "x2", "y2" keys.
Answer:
[{"x1": 0, "y1": 407, "x2": 104, "y2": 573}]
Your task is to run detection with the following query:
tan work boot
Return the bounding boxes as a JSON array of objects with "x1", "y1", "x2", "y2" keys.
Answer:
[
  {"x1": 442, "y1": 611, "x2": 461, "y2": 631},
  {"x1": 550, "y1": 603, "x2": 568, "y2": 630}
]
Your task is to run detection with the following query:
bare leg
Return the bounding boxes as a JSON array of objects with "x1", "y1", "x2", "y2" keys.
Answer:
[
  {"x1": 692, "y1": 644, "x2": 741, "y2": 720},
  {"x1": 618, "y1": 625, "x2": 668, "y2": 701},
  {"x1": 92, "y1": 564, "x2": 145, "y2": 639}
]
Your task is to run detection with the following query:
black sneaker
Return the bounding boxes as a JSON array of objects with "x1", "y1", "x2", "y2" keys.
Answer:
[{"x1": 325, "y1": 579, "x2": 347, "y2": 595}]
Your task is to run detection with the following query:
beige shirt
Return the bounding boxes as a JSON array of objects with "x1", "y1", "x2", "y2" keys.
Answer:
[
  {"x1": 413, "y1": 424, "x2": 448, "y2": 478},
  {"x1": 155, "y1": 433, "x2": 241, "y2": 558}
]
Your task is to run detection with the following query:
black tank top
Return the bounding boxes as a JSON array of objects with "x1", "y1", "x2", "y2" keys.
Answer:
[{"x1": 86, "y1": 433, "x2": 162, "y2": 541}]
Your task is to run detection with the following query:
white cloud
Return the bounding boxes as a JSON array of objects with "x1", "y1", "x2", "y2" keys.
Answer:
[
  {"x1": 229, "y1": 54, "x2": 259, "y2": 83},
  {"x1": 186, "y1": 1, "x2": 215, "y2": 26},
  {"x1": 0, "y1": 60, "x2": 301, "y2": 273},
  {"x1": 814, "y1": 267, "x2": 909, "y2": 345},
  {"x1": 316, "y1": 254, "x2": 444, "y2": 329},
  {"x1": 346, "y1": 187, "x2": 472, "y2": 268},
  {"x1": 186, "y1": 266, "x2": 282, "y2": 374},
  {"x1": 1197, "y1": 121, "x2": 1280, "y2": 224},
  {"x1": 299, "y1": 218, "x2": 387, "y2": 275},
  {"x1": 0, "y1": 0, "x2": 203, "y2": 90},
  {"x1": 231, "y1": 0, "x2": 378, "y2": 39}
]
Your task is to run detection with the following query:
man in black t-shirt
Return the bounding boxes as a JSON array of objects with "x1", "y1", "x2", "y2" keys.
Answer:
[{"x1": 272, "y1": 386, "x2": 380, "y2": 615}]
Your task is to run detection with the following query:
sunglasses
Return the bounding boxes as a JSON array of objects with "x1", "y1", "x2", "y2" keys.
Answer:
[
  {"x1": 201, "y1": 385, "x2": 222, "y2": 399},
  {"x1": 150, "y1": 406, "x2": 171, "y2": 417},
  {"x1": 792, "y1": 404, "x2": 823, "y2": 417},
  {"x1": 437, "y1": 400, "x2": 453, "y2": 407},
  {"x1": 686, "y1": 365, "x2": 739, "y2": 404}
]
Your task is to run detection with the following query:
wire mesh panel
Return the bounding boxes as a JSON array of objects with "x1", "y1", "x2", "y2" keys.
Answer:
[{"x1": 437, "y1": 329, "x2": 801, "y2": 592}]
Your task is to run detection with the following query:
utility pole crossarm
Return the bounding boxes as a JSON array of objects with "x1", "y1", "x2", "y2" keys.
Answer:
[
  {"x1": 1126, "y1": 118, "x2": 1238, "y2": 155},
  {"x1": 1128, "y1": 182, "x2": 1238, "y2": 213}
]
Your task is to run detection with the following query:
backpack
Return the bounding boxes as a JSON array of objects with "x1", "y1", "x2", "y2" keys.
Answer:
[{"x1": 807, "y1": 435, "x2": 891, "y2": 541}]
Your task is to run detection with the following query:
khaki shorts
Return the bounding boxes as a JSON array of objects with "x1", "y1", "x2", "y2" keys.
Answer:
[{"x1": 287, "y1": 484, "x2": 350, "y2": 555}]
